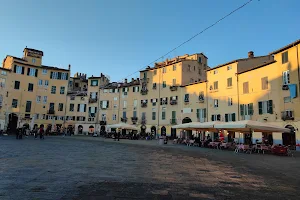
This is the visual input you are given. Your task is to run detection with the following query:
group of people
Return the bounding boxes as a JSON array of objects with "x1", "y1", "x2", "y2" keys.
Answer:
[{"x1": 16, "y1": 125, "x2": 45, "y2": 140}]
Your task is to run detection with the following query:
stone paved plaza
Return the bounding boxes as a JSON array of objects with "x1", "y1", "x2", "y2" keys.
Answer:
[{"x1": 1, "y1": 136, "x2": 300, "y2": 200}]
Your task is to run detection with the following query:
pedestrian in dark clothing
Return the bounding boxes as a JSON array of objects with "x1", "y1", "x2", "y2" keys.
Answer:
[
  {"x1": 117, "y1": 131, "x2": 121, "y2": 141},
  {"x1": 16, "y1": 128, "x2": 19, "y2": 139},
  {"x1": 39, "y1": 125, "x2": 45, "y2": 140}
]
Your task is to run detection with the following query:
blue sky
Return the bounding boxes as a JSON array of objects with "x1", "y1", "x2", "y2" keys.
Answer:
[{"x1": 0, "y1": 0, "x2": 299, "y2": 81}]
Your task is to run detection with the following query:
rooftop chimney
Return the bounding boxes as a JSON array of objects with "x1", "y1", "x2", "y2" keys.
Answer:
[
  {"x1": 131, "y1": 78, "x2": 134, "y2": 82},
  {"x1": 248, "y1": 51, "x2": 254, "y2": 58},
  {"x1": 137, "y1": 78, "x2": 140, "y2": 82},
  {"x1": 124, "y1": 79, "x2": 127, "y2": 83},
  {"x1": 100, "y1": 73, "x2": 103, "y2": 77},
  {"x1": 79, "y1": 73, "x2": 82, "y2": 76},
  {"x1": 68, "y1": 64, "x2": 71, "y2": 71}
]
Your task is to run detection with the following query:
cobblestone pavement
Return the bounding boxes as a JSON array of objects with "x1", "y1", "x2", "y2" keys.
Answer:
[{"x1": 1, "y1": 136, "x2": 300, "y2": 200}]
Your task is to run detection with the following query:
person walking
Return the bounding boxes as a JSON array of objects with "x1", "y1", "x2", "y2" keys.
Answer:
[
  {"x1": 39, "y1": 125, "x2": 45, "y2": 140},
  {"x1": 117, "y1": 130, "x2": 121, "y2": 141}
]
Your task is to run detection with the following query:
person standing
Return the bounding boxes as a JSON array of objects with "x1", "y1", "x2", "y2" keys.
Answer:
[
  {"x1": 117, "y1": 130, "x2": 121, "y2": 141},
  {"x1": 39, "y1": 125, "x2": 45, "y2": 140}
]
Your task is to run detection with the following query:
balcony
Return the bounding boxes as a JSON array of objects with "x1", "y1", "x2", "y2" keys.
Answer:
[
  {"x1": 140, "y1": 89, "x2": 148, "y2": 95},
  {"x1": 89, "y1": 98, "x2": 98, "y2": 103},
  {"x1": 170, "y1": 118, "x2": 177, "y2": 125},
  {"x1": 121, "y1": 117, "x2": 128, "y2": 123},
  {"x1": 170, "y1": 100, "x2": 177, "y2": 105},
  {"x1": 281, "y1": 111, "x2": 294, "y2": 121},
  {"x1": 131, "y1": 117, "x2": 138, "y2": 124},
  {"x1": 47, "y1": 110, "x2": 55, "y2": 115},
  {"x1": 282, "y1": 85, "x2": 289, "y2": 90},
  {"x1": 169, "y1": 85, "x2": 178, "y2": 91}
]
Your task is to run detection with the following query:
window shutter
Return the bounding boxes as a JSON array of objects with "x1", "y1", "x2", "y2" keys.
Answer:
[
  {"x1": 137, "y1": 87, "x2": 139, "y2": 92},
  {"x1": 100, "y1": 101, "x2": 103, "y2": 108},
  {"x1": 73, "y1": 116, "x2": 75, "y2": 121},
  {"x1": 89, "y1": 107, "x2": 91, "y2": 113},
  {"x1": 160, "y1": 98, "x2": 162, "y2": 105},
  {"x1": 66, "y1": 73, "x2": 69, "y2": 80},
  {"x1": 225, "y1": 114, "x2": 228, "y2": 122},
  {"x1": 122, "y1": 88, "x2": 125, "y2": 92},
  {"x1": 196, "y1": 109, "x2": 200, "y2": 118},
  {"x1": 84, "y1": 104, "x2": 87, "y2": 112},
  {"x1": 14, "y1": 65, "x2": 17, "y2": 73},
  {"x1": 203, "y1": 109, "x2": 206, "y2": 119},
  {"x1": 77, "y1": 104, "x2": 80, "y2": 112},
  {"x1": 258, "y1": 102, "x2": 263, "y2": 115},
  {"x1": 58, "y1": 72, "x2": 62, "y2": 80},
  {"x1": 95, "y1": 107, "x2": 97, "y2": 113},
  {"x1": 27, "y1": 68, "x2": 30, "y2": 75},
  {"x1": 268, "y1": 100, "x2": 273, "y2": 114},
  {"x1": 217, "y1": 114, "x2": 221, "y2": 121},
  {"x1": 240, "y1": 104, "x2": 244, "y2": 116},
  {"x1": 21, "y1": 67, "x2": 25, "y2": 74},
  {"x1": 211, "y1": 115, "x2": 214, "y2": 121},
  {"x1": 83, "y1": 117, "x2": 86, "y2": 121},
  {"x1": 232, "y1": 113, "x2": 236, "y2": 121},
  {"x1": 165, "y1": 97, "x2": 168, "y2": 104},
  {"x1": 107, "y1": 101, "x2": 109, "y2": 108},
  {"x1": 50, "y1": 72, "x2": 53, "y2": 79},
  {"x1": 249, "y1": 103, "x2": 254, "y2": 115}
]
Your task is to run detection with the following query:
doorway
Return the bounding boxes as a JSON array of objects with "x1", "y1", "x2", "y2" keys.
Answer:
[
  {"x1": 182, "y1": 117, "x2": 192, "y2": 139},
  {"x1": 8, "y1": 113, "x2": 18, "y2": 134},
  {"x1": 161, "y1": 126, "x2": 166, "y2": 136},
  {"x1": 151, "y1": 126, "x2": 156, "y2": 138},
  {"x1": 78, "y1": 125, "x2": 83, "y2": 134},
  {"x1": 171, "y1": 128, "x2": 176, "y2": 139},
  {"x1": 282, "y1": 125, "x2": 296, "y2": 148}
]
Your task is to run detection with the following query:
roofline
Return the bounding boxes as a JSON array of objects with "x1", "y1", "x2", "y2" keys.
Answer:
[
  {"x1": 13, "y1": 61, "x2": 69, "y2": 72},
  {"x1": 237, "y1": 60, "x2": 276, "y2": 75},
  {"x1": 180, "y1": 80, "x2": 207, "y2": 87},
  {"x1": 207, "y1": 55, "x2": 270, "y2": 71},
  {"x1": 0, "y1": 67, "x2": 11, "y2": 71},
  {"x1": 269, "y1": 39, "x2": 300, "y2": 55},
  {"x1": 140, "y1": 59, "x2": 198, "y2": 72}
]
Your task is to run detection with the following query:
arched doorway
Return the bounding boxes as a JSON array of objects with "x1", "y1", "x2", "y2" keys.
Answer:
[
  {"x1": 171, "y1": 128, "x2": 176, "y2": 139},
  {"x1": 151, "y1": 126, "x2": 156, "y2": 138},
  {"x1": 161, "y1": 126, "x2": 166, "y2": 136},
  {"x1": 78, "y1": 125, "x2": 83, "y2": 134},
  {"x1": 182, "y1": 117, "x2": 192, "y2": 139},
  {"x1": 141, "y1": 125, "x2": 146, "y2": 136},
  {"x1": 283, "y1": 125, "x2": 296, "y2": 148},
  {"x1": 8, "y1": 113, "x2": 18, "y2": 134}
]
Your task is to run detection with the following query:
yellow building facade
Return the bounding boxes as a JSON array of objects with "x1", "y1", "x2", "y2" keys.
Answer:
[
  {"x1": 2, "y1": 48, "x2": 70, "y2": 133},
  {"x1": 0, "y1": 67, "x2": 11, "y2": 130}
]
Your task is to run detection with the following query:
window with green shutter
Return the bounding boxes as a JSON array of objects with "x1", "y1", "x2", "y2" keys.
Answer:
[
  {"x1": 248, "y1": 103, "x2": 254, "y2": 115},
  {"x1": 196, "y1": 109, "x2": 200, "y2": 118},
  {"x1": 268, "y1": 100, "x2": 273, "y2": 114},
  {"x1": 240, "y1": 104, "x2": 244, "y2": 116},
  {"x1": 162, "y1": 111, "x2": 166, "y2": 120},
  {"x1": 232, "y1": 113, "x2": 236, "y2": 121},
  {"x1": 225, "y1": 114, "x2": 228, "y2": 122},
  {"x1": 258, "y1": 101, "x2": 263, "y2": 115},
  {"x1": 152, "y1": 112, "x2": 156, "y2": 120}
]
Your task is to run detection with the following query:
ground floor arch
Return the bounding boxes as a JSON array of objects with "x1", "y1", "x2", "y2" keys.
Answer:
[
  {"x1": 8, "y1": 113, "x2": 18, "y2": 134},
  {"x1": 283, "y1": 125, "x2": 296, "y2": 148},
  {"x1": 182, "y1": 117, "x2": 192, "y2": 139}
]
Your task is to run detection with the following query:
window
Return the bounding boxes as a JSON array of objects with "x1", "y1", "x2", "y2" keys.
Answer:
[
  {"x1": 152, "y1": 112, "x2": 156, "y2": 120},
  {"x1": 14, "y1": 81, "x2": 20, "y2": 90},
  {"x1": 61, "y1": 72, "x2": 68, "y2": 80},
  {"x1": 114, "y1": 104, "x2": 117, "y2": 108},
  {"x1": 228, "y1": 97, "x2": 233, "y2": 106},
  {"x1": 243, "y1": 82, "x2": 249, "y2": 94},
  {"x1": 227, "y1": 66, "x2": 232, "y2": 70},
  {"x1": 261, "y1": 77, "x2": 268, "y2": 90},
  {"x1": 101, "y1": 100, "x2": 109, "y2": 109},
  {"x1": 38, "y1": 80, "x2": 43, "y2": 86},
  {"x1": 15, "y1": 65, "x2": 24, "y2": 74},
  {"x1": 91, "y1": 80, "x2": 98, "y2": 86},
  {"x1": 133, "y1": 111, "x2": 137, "y2": 118},
  {"x1": 258, "y1": 100, "x2": 273, "y2": 114},
  {"x1": 112, "y1": 114, "x2": 117, "y2": 120},
  {"x1": 25, "y1": 101, "x2": 32, "y2": 112},
  {"x1": 89, "y1": 107, "x2": 97, "y2": 117},
  {"x1": 12, "y1": 99, "x2": 18, "y2": 108},
  {"x1": 51, "y1": 86, "x2": 56, "y2": 94},
  {"x1": 0, "y1": 95, "x2": 2, "y2": 107},
  {"x1": 211, "y1": 114, "x2": 221, "y2": 121},
  {"x1": 0, "y1": 78, "x2": 5, "y2": 88},
  {"x1": 282, "y1": 70, "x2": 290, "y2": 85},
  {"x1": 90, "y1": 92, "x2": 97, "y2": 99},
  {"x1": 188, "y1": 65, "x2": 191, "y2": 72},
  {"x1": 162, "y1": 108, "x2": 166, "y2": 120},
  {"x1": 60, "y1": 86, "x2": 65, "y2": 94},
  {"x1": 58, "y1": 103, "x2": 64, "y2": 111},
  {"x1": 51, "y1": 72, "x2": 58, "y2": 79},
  {"x1": 28, "y1": 68, "x2": 37, "y2": 77},
  {"x1": 42, "y1": 69, "x2": 47, "y2": 75},
  {"x1": 133, "y1": 99, "x2": 137, "y2": 107},
  {"x1": 214, "y1": 70, "x2": 218, "y2": 74},
  {"x1": 184, "y1": 94, "x2": 189, "y2": 102},
  {"x1": 123, "y1": 100, "x2": 127, "y2": 108},
  {"x1": 194, "y1": 66, "x2": 196, "y2": 71},
  {"x1": 196, "y1": 108, "x2": 206, "y2": 122},
  {"x1": 198, "y1": 57, "x2": 202, "y2": 63},
  {"x1": 172, "y1": 79, "x2": 176, "y2": 86},
  {"x1": 1, "y1": 70, "x2": 7, "y2": 75},
  {"x1": 122, "y1": 111, "x2": 126, "y2": 118},
  {"x1": 28, "y1": 83, "x2": 34, "y2": 92},
  {"x1": 198, "y1": 68, "x2": 202, "y2": 75},
  {"x1": 114, "y1": 97, "x2": 118, "y2": 101},
  {"x1": 133, "y1": 86, "x2": 139, "y2": 92},
  {"x1": 44, "y1": 80, "x2": 49, "y2": 87},
  {"x1": 143, "y1": 72, "x2": 147, "y2": 79},
  {"x1": 162, "y1": 81, "x2": 166, "y2": 88},
  {"x1": 173, "y1": 65, "x2": 176, "y2": 71},
  {"x1": 43, "y1": 96, "x2": 47, "y2": 104},
  {"x1": 190, "y1": 78, "x2": 194, "y2": 83},
  {"x1": 214, "y1": 99, "x2": 219, "y2": 108},
  {"x1": 69, "y1": 104, "x2": 74, "y2": 111},
  {"x1": 154, "y1": 70, "x2": 157, "y2": 75},
  {"x1": 284, "y1": 96, "x2": 291, "y2": 103},
  {"x1": 162, "y1": 67, "x2": 166, "y2": 73},
  {"x1": 282, "y1": 51, "x2": 288, "y2": 64},
  {"x1": 36, "y1": 96, "x2": 41, "y2": 103},
  {"x1": 77, "y1": 104, "x2": 86, "y2": 112},
  {"x1": 227, "y1": 78, "x2": 232, "y2": 87},
  {"x1": 225, "y1": 113, "x2": 236, "y2": 122},
  {"x1": 49, "y1": 103, "x2": 55, "y2": 111},
  {"x1": 32, "y1": 58, "x2": 36, "y2": 64},
  {"x1": 213, "y1": 81, "x2": 218, "y2": 90}
]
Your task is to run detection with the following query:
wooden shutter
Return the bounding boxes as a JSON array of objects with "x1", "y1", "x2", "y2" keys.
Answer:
[
  {"x1": 249, "y1": 103, "x2": 254, "y2": 115},
  {"x1": 217, "y1": 114, "x2": 221, "y2": 121},
  {"x1": 196, "y1": 109, "x2": 200, "y2": 118},
  {"x1": 50, "y1": 72, "x2": 53, "y2": 79},
  {"x1": 258, "y1": 102, "x2": 263, "y2": 115},
  {"x1": 240, "y1": 104, "x2": 244, "y2": 116},
  {"x1": 95, "y1": 107, "x2": 97, "y2": 113},
  {"x1": 27, "y1": 68, "x2": 30, "y2": 75},
  {"x1": 84, "y1": 104, "x2": 87, "y2": 112},
  {"x1": 232, "y1": 113, "x2": 236, "y2": 121},
  {"x1": 14, "y1": 65, "x2": 17, "y2": 73},
  {"x1": 225, "y1": 114, "x2": 228, "y2": 122},
  {"x1": 211, "y1": 115, "x2": 214, "y2": 121},
  {"x1": 107, "y1": 101, "x2": 109, "y2": 108},
  {"x1": 203, "y1": 109, "x2": 206, "y2": 119},
  {"x1": 77, "y1": 104, "x2": 80, "y2": 112},
  {"x1": 268, "y1": 100, "x2": 273, "y2": 114},
  {"x1": 21, "y1": 67, "x2": 25, "y2": 74},
  {"x1": 66, "y1": 73, "x2": 69, "y2": 80},
  {"x1": 58, "y1": 72, "x2": 62, "y2": 80},
  {"x1": 35, "y1": 69, "x2": 38, "y2": 77},
  {"x1": 88, "y1": 107, "x2": 91, "y2": 113}
]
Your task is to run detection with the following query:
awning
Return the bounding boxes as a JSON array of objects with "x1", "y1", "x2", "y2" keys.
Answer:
[
  {"x1": 172, "y1": 121, "x2": 225, "y2": 132},
  {"x1": 214, "y1": 120, "x2": 291, "y2": 133},
  {"x1": 107, "y1": 123, "x2": 138, "y2": 131}
]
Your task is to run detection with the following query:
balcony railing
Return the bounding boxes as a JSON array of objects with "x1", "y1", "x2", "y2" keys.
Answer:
[
  {"x1": 89, "y1": 98, "x2": 98, "y2": 103},
  {"x1": 170, "y1": 100, "x2": 177, "y2": 105},
  {"x1": 47, "y1": 110, "x2": 55, "y2": 115},
  {"x1": 170, "y1": 118, "x2": 177, "y2": 125},
  {"x1": 121, "y1": 117, "x2": 128, "y2": 123},
  {"x1": 281, "y1": 111, "x2": 294, "y2": 121},
  {"x1": 169, "y1": 85, "x2": 178, "y2": 91},
  {"x1": 131, "y1": 117, "x2": 138, "y2": 124}
]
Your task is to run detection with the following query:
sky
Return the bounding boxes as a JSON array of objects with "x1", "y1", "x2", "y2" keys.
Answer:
[{"x1": 0, "y1": 0, "x2": 299, "y2": 82}]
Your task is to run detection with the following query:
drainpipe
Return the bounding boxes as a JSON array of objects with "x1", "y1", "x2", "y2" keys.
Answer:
[{"x1": 236, "y1": 73, "x2": 240, "y2": 121}]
